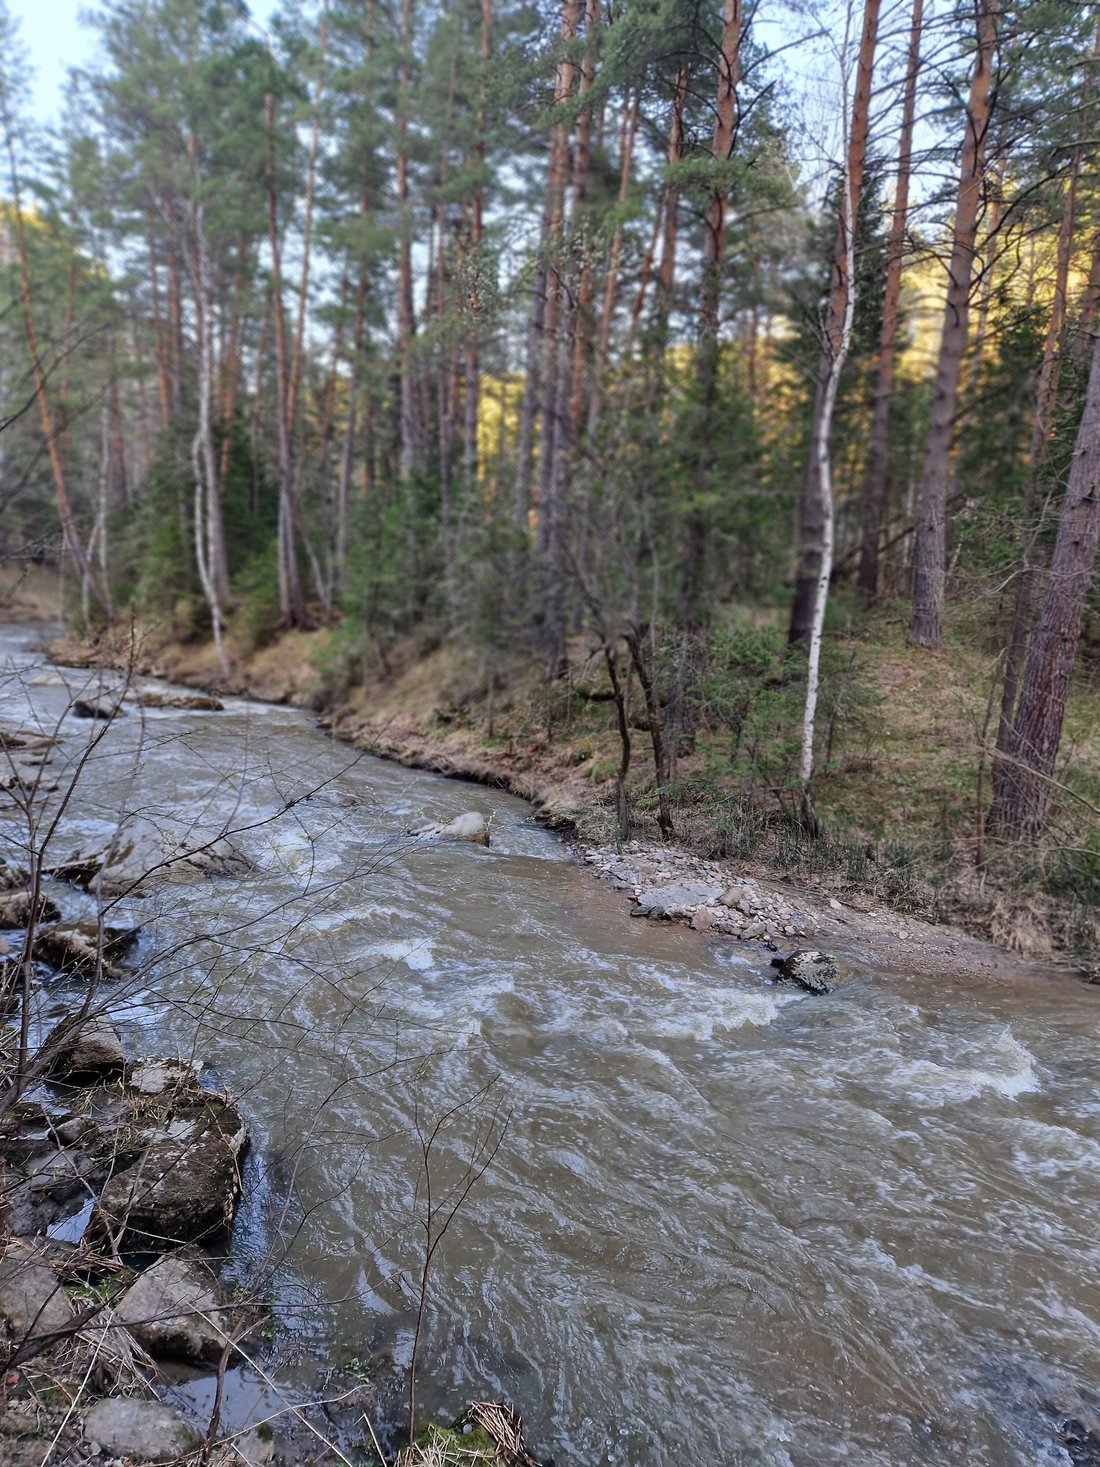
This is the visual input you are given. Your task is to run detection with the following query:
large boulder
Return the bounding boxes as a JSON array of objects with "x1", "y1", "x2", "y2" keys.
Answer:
[
  {"x1": 407, "y1": 811, "x2": 491, "y2": 847},
  {"x1": 32, "y1": 922, "x2": 139, "y2": 980},
  {"x1": 90, "y1": 1092, "x2": 249, "y2": 1253},
  {"x1": 48, "y1": 815, "x2": 248, "y2": 897},
  {"x1": 115, "y1": 1250, "x2": 233, "y2": 1364},
  {"x1": 771, "y1": 949, "x2": 838, "y2": 994},
  {"x1": 0, "y1": 1246, "x2": 75, "y2": 1346},
  {"x1": 83, "y1": 1398, "x2": 200, "y2": 1463},
  {"x1": 634, "y1": 882, "x2": 723, "y2": 920}
]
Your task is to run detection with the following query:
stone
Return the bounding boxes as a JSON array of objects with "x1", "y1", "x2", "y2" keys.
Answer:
[
  {"x1": 90, "y1": 1094, "x2": 249, "y2": 1252},
  {"x1": 135, "y1": 689, "x2": 224, "y2": 711},
  {"x1": 0, "y1": 890, "x2": 61, "y2": 929},
  {"x1": 407, "y1": 811, "x2": 491, "y2": 846},
  {"x1": 32, "y1": 922, "x2": 139, "y2": 980},
  {"x1": 48, "y1": 816, "x2": 249, "y2": 897},
  {"x1": 719, "y1": 885, "x2": 750, "y2": 908},
  {"x1": 691, "y1": 906, "x2": 716, "y2": 933},
  {"x1": 71, "y1": 696, "x2": 124, "y2": 721},
  {"x1": 128, "y1": 1058, "x2": 204, "y2": 1097},
  {"x1": 741, "y1": 920, "x2": 766, "y2": 941},
  {"x1": 83, "y1": 1398, "x2": 200, "y2": 1463},
  {"x1": 771, "y1": 949, "x2": 838, "y2": 994},
  {"x1": 0, "y1": 856, "x2": 31, "y2": 891},
  {"x1": 0, "y1": 1247, "x2": 74, "y2": 1344},
  {"x1": 49, "y1": 1015, "x2": 126, "y2": 1079},
  {"x1": 115, "y1": 1251, "x2": 232, "y2": 1364},
  {"x1": 634, "y1": 882, "x2": 723, "y2": 919}
]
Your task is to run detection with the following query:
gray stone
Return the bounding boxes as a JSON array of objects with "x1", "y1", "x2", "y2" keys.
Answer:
[
  {"x1": 115, "y1": 1251, "x2": 232, "y2": 1364},
  {"x1": 128, "y1": 1058, "x2": 204, "y2": 1097},
  {"x1": 0, "y1": 1247, "x2": 74, "y2": 1344},
  {"x1": 135, "y1": 689, "x2": 224, "y2": 711},
  {"x1": 771, "y1": 949, "x2": 838, "y2": 994},
  {"x1": 91, "y1": 1095, "x2": 249, "y2": 1252},
  {"x1": 71, "y1": 696, "x2": 123, "y2": 721},
  {"x1": 741, "y1": 920, "x2": 766, "y2": 941},
  {"x1": 83, "y1": 1398, "x2": 200, "y2": 1463},
  {"x1": 49, "y1": 817, "x2": 248, "y2": 897},
  {"x1": 32, "y1": 922, "x2": 139, "y2": 980},
  {"x1": 50, "y1": 1016, "x2": 126, "y2": 1079},
  {"x1": 634, "y1": 882, "x2": 723, "y2": 919},
  {"x1": 690, "y1": 906, "x2": 716, "y2": 933},
  {"x1": 407, "y1": 811, "x2": 490, "y2": 847},
  {"x1": 0, "y1": 890, "x2": 61, "y2": 929}
]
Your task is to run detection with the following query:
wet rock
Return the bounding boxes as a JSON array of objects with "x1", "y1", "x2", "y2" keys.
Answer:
[
  {"x1": 71, "y1": 696, "x2": 123, "y2": 721},
  {"x1": 635, "y1": 882, "x2": 723, "y2": 919},
  {"x1": 0, "y1": 768, "x2": 59, "y2": 795},
  {"x1": 691, "y1": 907, "x2": 716, "y2": 933},
  {"x1": 134, "y1": 689, "x2": 224, "y2": 711},
  {"x1": 82, "y1": 1398, "x2": 199, "y2": 1463},
  {"x1": 407, "y1": 811, "x2": 491, "y2": 847},
  {"x1": 48, "y1": 816, "x2": 248, "y2": 897},
  {"x1": 49, "y1": 1015, "x2": 126, "y2": 1080},
  {"x1": 5, "y1": 1146, "x2": 101, "y2": 1236},
  {"x1": 115, "y1": 1250, "x2": 232, "y2": 1364},
  {"x1": 0, "y1": 890, "x2": 61, "y2": 929},
  {"x1": 771, "y1": 949, "x2": 838, "y2": 994},
  {"x1": 90, "y1": 1093, "x2": 249, "y2": 1252},
  {"x1": 0, "y1": 856, "x2": 31, "y2": 890},
  {"x1": 128, "y1": 1057, "x2": 204, "y2": 1097},
  {"x1": 0, "y1": 1245, "x2": 75, "y2": 1344},
  {"x1": 32, "y1": 922, "x2": 139, "y2": 980}
]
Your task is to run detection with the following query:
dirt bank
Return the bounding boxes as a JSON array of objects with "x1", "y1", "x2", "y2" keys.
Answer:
[{"x1": 30, "y1": 619, "x2": 1078, "y2": 990}]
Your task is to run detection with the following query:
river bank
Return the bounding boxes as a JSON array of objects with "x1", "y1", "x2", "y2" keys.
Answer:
[
  {"x1": 40, "y1": 617, "x2": 1079, "y2": 987},
  {"x1": 7, "y1": 615, "x2": 1100, "y2": 1466}
]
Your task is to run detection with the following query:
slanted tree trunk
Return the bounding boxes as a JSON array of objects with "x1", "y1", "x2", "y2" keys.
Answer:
[
  {"x1": 909, "y1": 0, "x2": 999, "y2": 647},
  {"x1": 986, "y1": 320, "x2": 1100, "y2": 843},
  {"x1": 789, "y1": 0, "x2": 880, "y2": 648},
  {"x1": 857, "y1": 0, "x2": 922, "y2": 603}
]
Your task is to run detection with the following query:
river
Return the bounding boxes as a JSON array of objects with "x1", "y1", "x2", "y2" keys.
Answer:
[{"x1": 3, "y1": 623, "x2": 1099, "y2": 1466}]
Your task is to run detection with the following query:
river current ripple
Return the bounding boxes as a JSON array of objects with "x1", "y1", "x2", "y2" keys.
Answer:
[{"x1": 3, "y1": 624, "x2": 1099, "y2": 1466}]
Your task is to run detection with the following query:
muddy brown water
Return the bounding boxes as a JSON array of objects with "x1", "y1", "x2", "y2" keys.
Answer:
[{"x1": 3, "y1": 624, "x2": 1099, "y2": 1466}]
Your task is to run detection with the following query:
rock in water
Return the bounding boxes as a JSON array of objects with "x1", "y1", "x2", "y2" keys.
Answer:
[
  {"x1": 82, "y1": 1399, "x2": 199, "y2": 1464},
  {"x1": 771, "y1": 949, "x2": 838, "y2": 994},
  {"x1": 32, "y1": 922, "x2": 139, "y2": 980},
  {"x1": 134, "y1": 689, "x2": 224, "y2": 711},
  {"x1": 71, "y1": 696, "x2": 123, "y2": 721},
  {"x1": 634, "y1": 882, "x2": 723, "y2": 919},
  {"x1": 115, "y1": 1251, "x2": 233, "y2": 1364},
  {"x1": 407, "y1": 811, "x2": 490, "y2": 846},
  {"x1": 48, "y1": 1014, "x2": 126, "y2": 1079},
  {"x1": 89, "y1": 1092, "x2": 249, "y2": 1252},
  {"x1": 0, "y1": 890, "x2": 61, "y2": 929}
]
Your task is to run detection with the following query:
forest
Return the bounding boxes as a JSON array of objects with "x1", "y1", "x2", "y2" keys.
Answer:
[{"x1": 1, "y1": 0, "x2": 1099, "y2": 966}]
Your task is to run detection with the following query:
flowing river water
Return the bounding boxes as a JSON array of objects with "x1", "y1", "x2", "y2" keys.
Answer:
[{"x1": 3, "y1": 623, "x2": 1100, "y2": 1466}]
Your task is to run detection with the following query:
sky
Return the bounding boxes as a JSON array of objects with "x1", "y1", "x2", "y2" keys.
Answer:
[{"x1": 9, "y1": 0, "x2": 279, "y2": 125}]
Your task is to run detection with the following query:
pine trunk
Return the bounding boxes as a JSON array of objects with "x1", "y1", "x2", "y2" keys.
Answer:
[{"x1": 909, "y1": 0, "x2": 999, "y2": 647}]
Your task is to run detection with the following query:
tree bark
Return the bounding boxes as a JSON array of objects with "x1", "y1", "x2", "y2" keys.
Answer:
[
  {"x1": 857, "y1": 0, "x2": 922, "y2": 603},
  {"x1": 909, "y1": 0, "x2": 999, "y2": 648},
  {"x1": 986, "y1": 320, "x2": 1100, "y2": 843},
  {"x1": 789, "y1": 0, "x2": 881, "y2": 648}
]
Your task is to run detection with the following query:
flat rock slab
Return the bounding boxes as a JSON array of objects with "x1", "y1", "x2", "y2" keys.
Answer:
[
  {"x1": 116, "y1": 1251, "x2": 232, "y2": 1364},
  {"x1": 48, "y1": 815, "x2": 249, "y2": 897},
  {"x1": 133, "y1": 689, "x2": 225, "y2": 711},
  {"x1": 83, "y1": 1397, "x2": 200, "y2": 1463},
  {"x1": 634, "y1": 882, "x2": 724, "y2": 919},
  {"x1": 0, "y1": 1247, "x2": 74, "y2": 1343}
]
